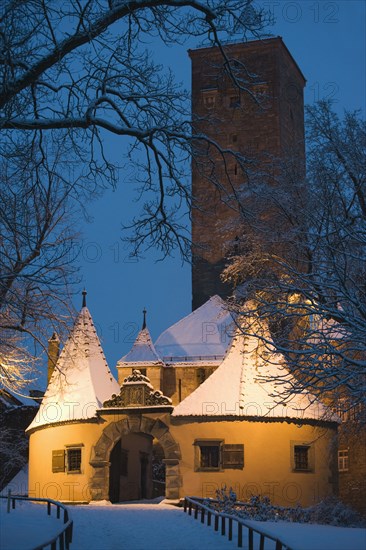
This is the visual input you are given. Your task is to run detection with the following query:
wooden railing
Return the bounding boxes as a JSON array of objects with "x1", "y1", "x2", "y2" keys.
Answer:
[
  {"x1": 1, "y1": 492, "x2": 73, "y2": 550},
  {"x1": 184, "y1": 497, "x2": 293, "y2": 550}
]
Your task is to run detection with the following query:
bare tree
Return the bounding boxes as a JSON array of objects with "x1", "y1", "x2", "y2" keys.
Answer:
[
  {"x1": 0, "y1": 132, "x2": 80, "y2": 391},
  {"x1": 0, "y1": 1, "x2": 270, "y2": 389},
  {"x1": 223, "y1": 101, "x2": 366, "y2": 421},
  {"x1": 0, "y1": 0, "x2": 269, "y2": 258}
]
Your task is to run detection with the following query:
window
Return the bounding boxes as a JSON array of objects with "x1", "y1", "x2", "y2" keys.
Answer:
[
  {"x1": 52, "y1": 445, "x2": 83, "y2": 473},
  {"x1": 67, "y1": 447, "x2": 82, "y2": 473},
  {"x1": 291, "y1": 442, "x2": 314, "y2": 472},
  {"x1": 201, "y1": 90, "x2": 217, "y2": 109},
  {"x1": 201, "y1": 445, "x2": 220, "y2": 468},
  {"x1": 338, "y1": 449, "x2": 349, "y2": 472},
  {"x1": 204, "y1": 96, "x2": 215, "y2": 109},
  {"x1": 194, "y1": 440, "x2": 222, "y2": 471},
  {"x1": 294, "y1": 446, "x2": 309, "y2": 470},
  {"x1": 194, "y1": 440, "x2": 244, "y2": 471}
]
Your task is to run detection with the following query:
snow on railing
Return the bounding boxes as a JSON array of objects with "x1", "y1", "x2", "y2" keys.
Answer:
[
  {"x1": 184, "y1": 496, "x2": 293, "y2": 550},
  {"x1": 0, "y1": 491, "x2": 73, "y2": 550}
]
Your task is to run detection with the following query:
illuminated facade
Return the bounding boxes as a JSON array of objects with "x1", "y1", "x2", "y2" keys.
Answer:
[
  {"x1": 26, "y1": 39, "x2": 341, "y2": 509},
  {"x1": 27, "y1": 298, "x2": 338, "y2": 506}
]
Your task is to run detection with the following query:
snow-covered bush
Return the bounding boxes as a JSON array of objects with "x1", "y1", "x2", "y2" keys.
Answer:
[
  {"x1": 208, "y1": 488, "x2": 365, "y2": 527},
  {"x1": 306, "y1": 497, "x2": 364, "y2": 527}
]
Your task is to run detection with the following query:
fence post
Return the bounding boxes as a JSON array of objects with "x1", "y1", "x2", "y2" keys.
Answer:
[
  {"x1": 47, "y1": 501, "x2": 51, "y2": 516},
  {"x1": 221, "y1": 516, "x2": 225, "y2": 536},
  {"x1": 7, "y1": 490, "x2": 11, "y2": 514},
  {"x1": 208, "y1": 511, "x2": 211, "y2": 527},
  {"x1": 201, "y1": 507, "x2": 205, "y2": 523},
  {"x1": 275, "y1": 541, "x2": 282, "y2": 550},
  {"x1": 184, "y1": 499, "x2": 187, "y2": 513},
  {"x1": 238, "y1": 523, "x2": 243, "y2": 548},
  {"x1": 249, "y1": 528, "x2": 253, "y2": 550},
  {"x1": 214, "y1": 514, "x2": 219, "y2": 531},
  {"x1": 259, "y1": 534, "x2": 265, "y2": 550},
  {"x1": 229, "y1": 518, "x2": 233, "y2": 541},
  {"x1": 189, "y1": 501, "x2": 192, "y2": 516},
  {"x1": 194, "y1": 504, "x2": 198, "y2": 519},
  {"x1": 66, "y1": 523, "x2": 73, "y2": 548}
]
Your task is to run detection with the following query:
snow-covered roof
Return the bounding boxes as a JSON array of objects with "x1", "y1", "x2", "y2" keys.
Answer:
[
  {"x1": 172, "y1": 318, "x2": 338, "y2": 422},
  {"x1": 117, "y1": 327, "x2": 163, "y2": 367},
  {"x1": 155, "y1": 295, "x2": 234, "y2": 362},
  {"x1": 0, "y1": 388, "x2": 31, "y2": 410},
  {"x1": 27, "y1": 306, "x2": 119, "y2": 432}
]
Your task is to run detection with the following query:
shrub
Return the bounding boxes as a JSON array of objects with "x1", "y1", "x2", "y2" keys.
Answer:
[{"x1": 210, "y1": 488, "x2": 365, "y2": 527}]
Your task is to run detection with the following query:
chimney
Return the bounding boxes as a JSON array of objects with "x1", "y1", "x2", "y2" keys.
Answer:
[{"x1": 47, "y1": 332, "x2": 60, "y2": 383}]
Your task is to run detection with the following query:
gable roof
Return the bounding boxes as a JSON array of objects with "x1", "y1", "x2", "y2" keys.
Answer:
[
  {"x1": 27, "y1": 306, "x2": 119, "y2": 432},
  {"x1": 172, "y1": 318, "x2": 338, "y2": 423}
]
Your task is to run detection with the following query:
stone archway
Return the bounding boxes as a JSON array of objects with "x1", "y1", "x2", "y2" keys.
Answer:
[{"x1": 89, "y1": 414, "x2": 181, "y2": 501}]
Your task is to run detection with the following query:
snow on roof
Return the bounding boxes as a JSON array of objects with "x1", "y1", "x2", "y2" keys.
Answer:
[
  {"x1": 27, "y1": 307, "x2": 119, "y2": 432},
  {"x1": 117, "y1": 327, "x2": 163, "y2": 367},
  {"x1": 0, "y1": 388, "x2": 31, "y2": 410},
  {"x1": 172, "y1": 318, "x2": 337, "y2": 422},
  {"x1": 2, "y1": 465, "x2": 28, "y2": 496},
  {"x1": 155, "y1": 295, "x2": 234, "y2": 361}
]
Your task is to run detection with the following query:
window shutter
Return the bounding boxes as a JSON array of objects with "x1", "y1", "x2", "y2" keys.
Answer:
[
  {"x1": 52, "y1": 450, "x2": 65, "y2": 473},
  {"x1": 222, "y1": 444, "x2": 244, "y2": 469}
]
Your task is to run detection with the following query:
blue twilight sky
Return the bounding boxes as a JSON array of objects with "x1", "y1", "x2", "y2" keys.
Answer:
[{"x1": 71, "y1": 0, "x2": 365, "y2": 378}]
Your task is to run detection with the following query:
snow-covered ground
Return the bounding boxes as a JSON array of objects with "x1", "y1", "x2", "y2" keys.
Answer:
[
  {"x1": 1, "y1": 499, "x2": 365, "y2": 550},
  {"x1": 0, "y1": 499, "x2": 65, "y2": 550}
]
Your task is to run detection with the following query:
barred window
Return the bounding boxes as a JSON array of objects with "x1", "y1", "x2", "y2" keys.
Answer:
[
  {"x1": 194, "y1": 440, "x2": 222, "y2": 471},
  {"x1": 294, "y1": 445, "x2": 309, "y2": 471},
  {"x1": 67, "y1": 448, "x2": 82, "y2": 473},
  {"x1": 200, "y1": 445, "x2": 220, "y2": 468}
]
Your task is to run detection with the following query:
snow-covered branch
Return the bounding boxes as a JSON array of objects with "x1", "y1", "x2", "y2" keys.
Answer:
[{"x1": 223, "y1": 102, "x2": 366, "y2": 422}]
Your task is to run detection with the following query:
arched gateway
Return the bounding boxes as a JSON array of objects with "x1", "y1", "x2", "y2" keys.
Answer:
[{"x1": 89, "y1": 371, "x2": 181, "y2": 502}]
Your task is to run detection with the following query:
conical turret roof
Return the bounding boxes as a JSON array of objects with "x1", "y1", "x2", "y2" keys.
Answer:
[
  {"x1": 27, "y1": 303, "x2": 119, "y2": 432},
  {"x1": 173, "y1": 316, "x2": 338, "y2": 423},
  {"x1": 117, "y1": 327, "x2": 163, "y2": 367}
]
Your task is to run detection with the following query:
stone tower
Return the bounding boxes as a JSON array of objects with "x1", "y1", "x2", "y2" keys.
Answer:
[{"x1": 190, "y1": 37, "x2": 306, "y2": 310}]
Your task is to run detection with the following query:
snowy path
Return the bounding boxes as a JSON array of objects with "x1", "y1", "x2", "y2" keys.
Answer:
[
  {"x1": 71, "y1": 502, "x2": 235, "y2": 550},
  {"x1": 1, "y1": 500, "x2": 366, "y2": 550}
]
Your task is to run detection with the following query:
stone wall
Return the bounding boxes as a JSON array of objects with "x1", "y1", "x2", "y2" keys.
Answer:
[{"x1": 190, "y1": 38, "x2": 306, "y2": 309}]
